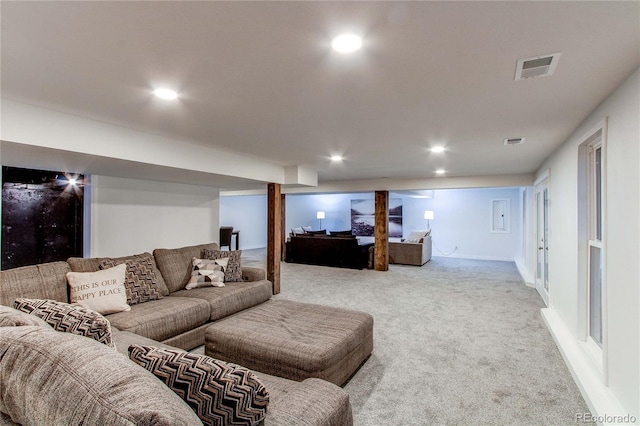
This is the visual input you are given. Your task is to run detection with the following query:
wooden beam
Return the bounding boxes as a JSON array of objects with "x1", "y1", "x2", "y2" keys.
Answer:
[
  {"x1": 374, "y1": 190, "x2": 389, "y2": 271},
  {"x1": 280, "y1": 194, "x2": 286, "y2": 261},
  {"x1": 267, "y1": 183, "x2": 282, "y2": 294}
]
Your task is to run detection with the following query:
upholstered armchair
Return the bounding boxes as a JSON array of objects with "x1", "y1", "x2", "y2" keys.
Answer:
[{"x1": 389, "y1": 235, "x2": 432, "y2": 266}]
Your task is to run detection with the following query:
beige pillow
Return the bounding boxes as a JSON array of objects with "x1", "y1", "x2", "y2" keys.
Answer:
[
  {"x1": 404, "y1": 230, "x2": 429, "y2": 243},
  {"x1": 66, "y1": 264, "x2": 130, "y2": 314},
  {"x1": 201, "y1": 249, "x2": 243, "y2": 282}
]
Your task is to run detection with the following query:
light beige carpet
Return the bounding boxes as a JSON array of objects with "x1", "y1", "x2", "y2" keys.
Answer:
[{"x1": 242, "y1": 250, "x2": 589, "y2": 425}]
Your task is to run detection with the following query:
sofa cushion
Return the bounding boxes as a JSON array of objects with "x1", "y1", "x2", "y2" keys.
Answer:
[
  {"x1": 0, "y1": 326, "x2": 201, "y2": 426},
  {"x1": 13, "y1": 298, "x2": 115, "y2": 348},
  {"x1": 67, "y1": 252, "x2": 170, "y2": 296},
  {"x1": 129, "y1": 345, "x2": 269, "y2": 426},
  {"x1": 329, "y1": 230, "x2": 354, "y2": 237},
  {"x1": 99, "y1": 255, "x2": 164, "y2": 305},
  {"x1": 171, "y1": 280, "x2": 272, "y2": 322},
  {"x1": 201, "y1": 249, "x2": 243, "y2": 282},
  {"x1": 255, "y1": 373, "x2": 353, "y2": 426},
  {"x1": 0, "y1": 305, "x2": 51, "y2": 328},
  {"x1": 111, "y1": 328, "x2": 184, "y2": 357},
  {"x1": 105, "y1": 296, "x2": 210, "y2": 342},
  {"x1": 153, "y1": 243, "x2": 219, "y2": 293},
  {"x1": 66, "y1": 264, "x2": 131, "y2": 314},
  {"x1": 0, "y1": 261, "x2": 71, "y2": 306},
  {"x1": 304, "y1": 229, "x2": 327, "y2": 235}
]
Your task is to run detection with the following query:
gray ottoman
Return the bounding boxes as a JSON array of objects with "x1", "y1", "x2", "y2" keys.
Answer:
[{"x1": 205, "y1": 299, "x2": 374, "y2": 386}]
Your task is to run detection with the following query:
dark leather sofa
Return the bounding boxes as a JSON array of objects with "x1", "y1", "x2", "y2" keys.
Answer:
[{"x1": 285, "y1": 234, "x2": 373, "y2": 269}]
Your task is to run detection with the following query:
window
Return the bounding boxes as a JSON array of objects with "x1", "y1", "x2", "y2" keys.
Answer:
[{"x1": 588, "y1": 143, "x2": 603, "y2": 347}]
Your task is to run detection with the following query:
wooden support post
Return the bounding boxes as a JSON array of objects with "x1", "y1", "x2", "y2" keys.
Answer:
[
  {"x1": 280, "y1": 194, "x2": 286, "y2": 261},
  {"x1": 267, "y1": 183, "x2": 281, "y2": 294},
  {"x1": 374, "y1": 190, "x2": 389, "y2": 271}
]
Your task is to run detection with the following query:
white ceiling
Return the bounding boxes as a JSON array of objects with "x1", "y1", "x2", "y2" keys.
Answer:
[{"x1": 2, "y1": 1, "x2": 639, "y2": 187}]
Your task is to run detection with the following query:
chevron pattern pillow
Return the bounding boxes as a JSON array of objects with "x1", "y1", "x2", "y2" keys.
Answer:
[
  {"x1": 13, "y1": 298, "x2": 115, "y2": 348},
  {"x1": 202, "y1": 249, "x2": 243, "y2": 282},
  {"x1": 100, "y1": 255, "x2": 163, "y2": 305},
  {"x1": 128, "y1": 345, "x2": 269, "y2": 426}
]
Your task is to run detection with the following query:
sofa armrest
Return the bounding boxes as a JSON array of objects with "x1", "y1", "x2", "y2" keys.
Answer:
[
  {"x1": 242, "y1": 267, "x2": 266, "y2": 282},
  {"x1": 422, "y1": 236, "x2": 433, "y2": 264}
]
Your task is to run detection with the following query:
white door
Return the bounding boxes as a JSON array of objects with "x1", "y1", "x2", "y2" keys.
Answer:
[{"x1": 535, "y1": 178, "x2": 549, "y2": 306}]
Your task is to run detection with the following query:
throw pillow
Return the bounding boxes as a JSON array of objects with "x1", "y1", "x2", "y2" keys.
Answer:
[
  {"x1": 13, "y1": 298, "x2": 115, "y2": 348},
  {"x1": 201, "y1": 249, "x2": 243, "y2": 282},
  {"x1": 404, "y1": 230, "x2": 429, "y2": 243},
  {"x1": 302, "y1": 226, "x2": 313, "y2": 232},
  {"x1": 128, "y1": 345, "x2": 269, "y2": 426},
  {"x1": 291, "y1": 227, "x2": 304, "y2": 235},
  {"x1": 66, "y1": 263, "x2": 130, "y2": 314},
  {"x1": 186, "y1": 257, "x2": 226, "y2": 290},
  {"x1": 99, "y1": 255, "x2": 164, "y2": 305}
]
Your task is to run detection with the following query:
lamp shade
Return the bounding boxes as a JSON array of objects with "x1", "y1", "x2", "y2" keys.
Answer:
[
  {"x1": 316, "y1": 211, "x2": 325, "y2": 220},
  {"x1": 424, "y1": 210, "x2": 434, "y2": 220}
]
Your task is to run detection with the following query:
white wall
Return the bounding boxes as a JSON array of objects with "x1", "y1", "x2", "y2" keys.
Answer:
[
  {"x1": 90, "y1": 175, "x2": 219, "y2": 257},
  {"x1": 284, "y1": 188, "x2": 522, "y2": 262},
  {"x1": 537, "y1": 68, "x2": 639, "y2": 419},
  {"x1": 411, "y1": 188, "x2": 522, "y2": 261},
  {"x1": 219, "y1": 195, "x2": 267, "y2": 250}
]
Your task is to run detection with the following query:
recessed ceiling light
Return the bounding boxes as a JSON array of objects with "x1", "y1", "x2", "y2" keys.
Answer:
[
  {"x1": 331, "y1": 34, "x2": 362, "y2": 54},
  {"x1": 330, "y1": 155, "x2": 344, "y2": 162},
  {"x1": 430, "y1": 146, "x2": 446, "y2": 153},
  {"x1": 154, "y1": 88, "x2": 178, "y2": 100},
  {"x1": 435, "y1": 169, "x2": 446, "y2": 175}
]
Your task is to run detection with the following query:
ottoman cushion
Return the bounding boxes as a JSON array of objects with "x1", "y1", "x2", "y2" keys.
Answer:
[{"x1": 205, "y1": 299, "x2": 373, "y2": 386}]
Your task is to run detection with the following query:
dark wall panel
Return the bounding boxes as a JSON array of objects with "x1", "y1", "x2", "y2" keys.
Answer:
[{"x1": 2, "y1": 167, "x2": 83, "y2": 270}]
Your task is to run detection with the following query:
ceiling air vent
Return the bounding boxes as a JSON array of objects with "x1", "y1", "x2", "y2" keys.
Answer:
[
  {"x1": 515, "y1": 52, "x2": 561, "y2": 80},
  {"x1": 504, "y1": 137, "x2": 526, "y2": 146}
]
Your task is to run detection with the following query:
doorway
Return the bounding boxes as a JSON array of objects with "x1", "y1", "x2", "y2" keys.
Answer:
[{"x1": 535, "y1": 173, "x2": 549, "y2": 306}]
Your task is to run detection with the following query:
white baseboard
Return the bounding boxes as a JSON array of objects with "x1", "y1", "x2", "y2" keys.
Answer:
[
  {"x1": 541, "y1": 308, "x2": 634, "y2": 425},
  {"x1": 432, "y1": 253, "x2": 514, "y2": 262},
  {"x1": 515, "y1": 259, "x2": 535, "y2": 287}
]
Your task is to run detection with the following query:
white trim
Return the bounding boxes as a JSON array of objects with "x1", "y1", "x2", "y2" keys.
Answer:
[
  {"x1": 431, "y1": 254, "x2": 515, "y2": 262},
  {"x1": 577, "y1": 117, "x2": 608, "y2": 383},
  {"x1": 541, "y1": 308, "x2": 627, "y2": 422},
  {"x1": 534, "y1": 176, "x2": 550, "y2": 307},
  {"x1": 534, "y1": 169, "x2": 550, "y2": 187},
  {"x1": 515, "y1": 259, "x2": 535, "y2": 287}
]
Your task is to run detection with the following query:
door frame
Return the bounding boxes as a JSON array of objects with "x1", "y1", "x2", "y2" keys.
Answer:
[{"x1": 534, "y1": 170, "x2": 550, "y2": 306}]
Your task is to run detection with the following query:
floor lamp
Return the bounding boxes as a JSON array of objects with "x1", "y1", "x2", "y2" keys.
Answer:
[
  {"x1": 424, "y1": 210, "x2": 434, "y2": 228},
  {"x1": 317, "y1": 211, "x2": 325, "y2": 229}
]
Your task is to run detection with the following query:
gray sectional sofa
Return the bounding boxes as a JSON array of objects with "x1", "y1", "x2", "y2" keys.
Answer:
[{"x1": 0, "y1": 242, "x2": 356, "y2": 425}]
